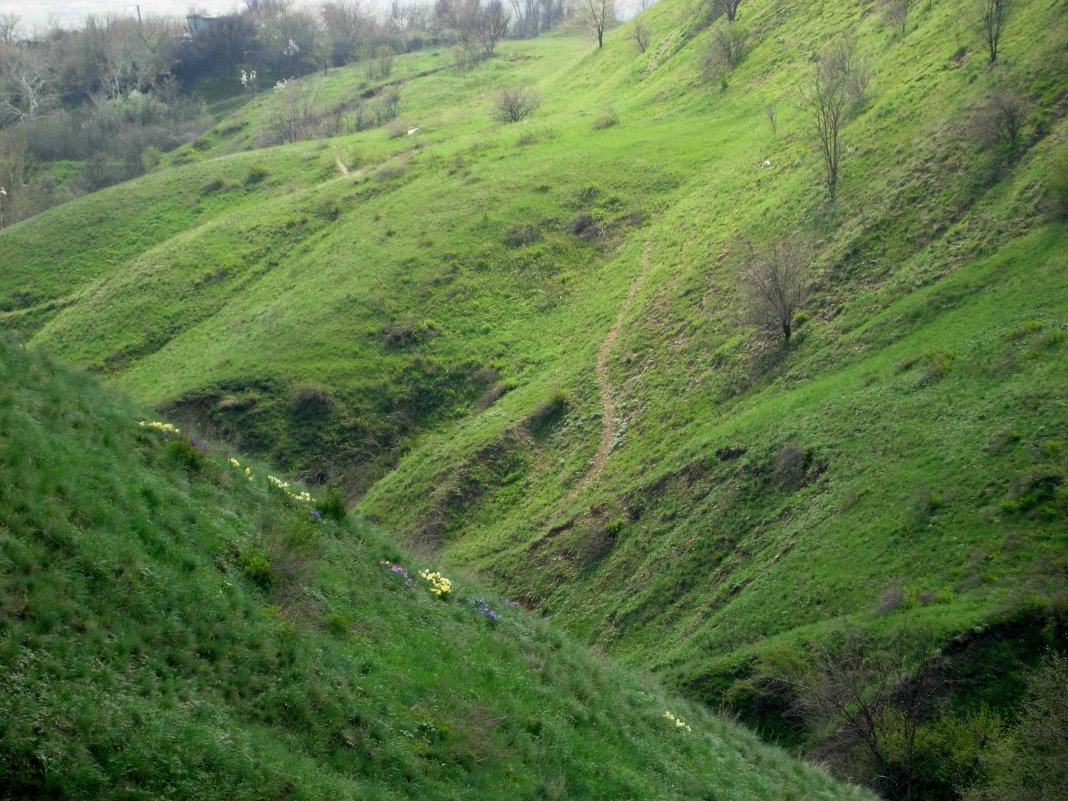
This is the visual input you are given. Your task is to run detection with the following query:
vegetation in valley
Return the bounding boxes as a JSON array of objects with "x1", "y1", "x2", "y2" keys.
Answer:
[
  {"x1": 2, "y1": 0, "x2": 1066, "y2": 796},
  {"x1": 0, "y1": 339, "x2": 874, "y2": 800}
]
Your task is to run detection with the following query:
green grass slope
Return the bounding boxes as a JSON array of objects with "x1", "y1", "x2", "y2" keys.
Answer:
[
  {"x1": 0, "y1": 339, "x2": 873, "y2": 801},
  {"x1": 1, "y1": 0, "x2": 1066, "y2": 791}
]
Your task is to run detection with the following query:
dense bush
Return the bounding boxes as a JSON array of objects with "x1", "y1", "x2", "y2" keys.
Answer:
[{"x1": 316, "y1": 486, "x2": 348, "y2": 521}]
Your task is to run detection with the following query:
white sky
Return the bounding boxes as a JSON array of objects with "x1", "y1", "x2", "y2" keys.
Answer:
[
  {"x1": 9, "y1": 1, "x2": 286, "y2": 32},
  {"x1": 9, "y1": 0, "x2": 643, "y2": 37}
]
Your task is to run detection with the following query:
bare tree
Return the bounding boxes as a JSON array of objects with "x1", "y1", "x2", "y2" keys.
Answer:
[
  {"x1": 882, "y1": 0, "x2": 912, "y2": 35},
  {"x1": 706, "y1": 22, "x2": 749, "y2": 75},
  {"x1": 365, "y1": 43, "x2": 395, "y2": 79},
  {"x1": 474, "y1": 0, "x2": 510, "y2": 57},
  {"x1": 774, "y1": 625, "x2": 944, "y2": 801},
  {"x1": 0, "y1": 132, "x2": 29, "y2": 229},
  {"x1": 438, "y1": 0, "x2": 509, "y2": 62},
  {"x1": 798, "y1": 39, "x2": 865, "y2": 201},
  {"x1": 320, "y1": 0, "x2": 372, "y2": 65},
  {"x1": 719, "y1": 0, "x2": 742, "y2": 22},
  {"x1": 264, "y1": 81, "x2": 319, "y2": 143},
  {"x1": 493, "y1": 85, "x2": 540, "y2": 122},
  {"x1": 972, "y1": 87, "x2": 1029, "y2": 149},
  {"x1": 0, "y1": 46, "x2": 57, "y2": 123},
  {"x1": 742, "y1": 238, "x2": 809, "y2": 342},
  {"x1": 979, "y1": 0, "x2": 1011, "y2": 64},
  {"x1": 632, "y1": 18, "x2": 649, "y2": 53},
  {"x1": 763, "y1": 102, "x2": 778, "y2": 137},
  {"x1": 0, "y1": 13, "x2": 19, "y2": 44},
  {"x1": 575, "y1": 0, "x2": 615, "y2": 48}
]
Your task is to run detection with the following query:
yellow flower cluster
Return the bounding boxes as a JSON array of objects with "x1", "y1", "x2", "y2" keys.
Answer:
[
  {"x1": 663, "y1": 711, "x2": 692, "y2": 733},
  {"x1": 139, "y1": 420, "x2": 180, "y2": 435},
  {"x1": 419, "y1": 569, "x2": 453, "y2": 598},
  {"x1": 227, "y1": 456, "x2": 254, "y2": 480},
  {"x1": 267, "y1": 474, "x2": 312, "y2": 503}
]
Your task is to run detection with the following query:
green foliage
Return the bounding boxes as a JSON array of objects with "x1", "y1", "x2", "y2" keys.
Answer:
[
  {"x1": 1049, "y1": 146, "x2": 1068, "y2": 220},
  {"x1": 316, "y1": 486, "x2": 348, "y2": 521},
  {"x1": 0, "y1": 340, "x2": 873, "y2": 801},
  {"x1": 592, "y1": 108, "x2": 620, "y2": 130},
  {"x1": 244, "y1": 163, "x2": 269, "y2": 185},
  {"x1": 963, "y1": 654, "x2": 1068, "y2": 801},
  {"x1": 164, "y1": 437, "x2": 206, "y2": 472},
  {"x1": 239, "y1": 545, "x2": 276, "y2": 588},
  {"x1": 527, "y1": 389, "x2": 569, "y2": 437},
  {"x1": 1, "y1": 2, "x2": 1067, "y2": 797}
]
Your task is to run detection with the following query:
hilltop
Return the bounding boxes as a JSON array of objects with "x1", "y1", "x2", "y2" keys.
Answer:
[{"x1": 1, "y1": 0, "x2": 1066, "y2": 796}]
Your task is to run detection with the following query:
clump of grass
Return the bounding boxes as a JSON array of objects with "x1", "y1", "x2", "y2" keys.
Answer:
[
  {"x1": 592, "y1": 108, "x2": 620, "y2": 130},
  {"x1": 164, "y1": 437, "x2": 206, "y2": 472},
  {"x1": 244, "y1": 164, "x2": 270, "y2": 185},
  {"x1": 898, "y1": 346, "x2": 955, "y2": 383},
  {"x1": 516, "y1": 126, "x2": 559, "y2": 146},
  {"x1": 315, "y1": 486, "x2": 348, "y2": 522},
  {"x1": 527, "y1": 389, "x2": 568, "y2": 437}
]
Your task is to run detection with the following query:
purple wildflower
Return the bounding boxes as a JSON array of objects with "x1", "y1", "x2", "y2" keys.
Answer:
[
  {"x1": 382, "y1": 561, "x2": 413, "y2": 585},
  {"x1": 469, "y1": 597, "x2": 498, "y2": 622},
  {"x1": 310, "y1": 509, "x2": 322, "y2": 519}
]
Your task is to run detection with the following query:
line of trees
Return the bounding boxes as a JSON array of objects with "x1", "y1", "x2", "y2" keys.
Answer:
[{"x1": 0, "y1": 0, "x2": 582, "y2": 228}]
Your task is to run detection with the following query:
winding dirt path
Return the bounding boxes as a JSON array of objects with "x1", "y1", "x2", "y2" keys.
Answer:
[
  {"x1": 333, "y1": 147, "x2": 349, "y2": 176},
  {"x1": 569, "y1": 242, "x2": 651, "y2": 497}
]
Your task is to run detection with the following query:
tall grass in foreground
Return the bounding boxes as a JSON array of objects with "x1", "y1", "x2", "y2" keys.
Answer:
[{"x1": 0, "y1": 339, "x2": 872, "y2": 801}]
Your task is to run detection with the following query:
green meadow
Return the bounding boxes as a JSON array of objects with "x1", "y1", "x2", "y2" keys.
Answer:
[{"x1": 2, "y1": 0, "x2": 1066, "y2": 795}]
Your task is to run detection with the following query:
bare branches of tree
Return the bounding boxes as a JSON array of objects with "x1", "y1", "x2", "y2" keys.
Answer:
[
  {"x1": 798, "y1": 39, "x2": 867, "y2": 201},
  {"x1": 0, "y1": 13, "x2": 19, "y2": 45},
  {"x1": 493, "y1": 85, "x2": 540, "y2": 122},
  {"x1": 0, "y1": 46, "x2": 57, "y2": 124},
  {"x1": 719, "y1": 0, "x2": 742, "y2": 22},
  {"x1": 632, "y1": 18, "x2": 649, "y2": 53},
  {"x1": 437, "y1": 0, "x2": 511, "y2": 63},
  {"x1": 575, "y1": 0, "x2": 615, "y2": 49},
  {"x1": 882, "y1": 0, "x2": 912, "y2": 35},
  {"x1": 978, "y1": 0, "x2": 1011, "y2": 64},
  {"x1": 742, "y1": 237, "x2": 810, "y2": 342},
  {"x1": 774, "y1": 625, "x2": 945, "y2": 801},
  {"x1": 706, "y1": 22, "x2": 749, "y2": 76},
  {"x1": 972, "y1": 87, "x2": 1029, "y2": 150}
]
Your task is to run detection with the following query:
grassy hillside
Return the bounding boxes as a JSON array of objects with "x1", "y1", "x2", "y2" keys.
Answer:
[
  {"x1": 2, "y1": 0, "x2": 1067, "y2": 795},
  {"x1": 0, "y1": 339, "x2": 873, "y2": 800}
]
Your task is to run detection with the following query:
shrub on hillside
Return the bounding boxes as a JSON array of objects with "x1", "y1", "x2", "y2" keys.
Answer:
[
  {"x1": 705, "y1": 23, "x2": 750, "y2": 78},
  {"x1": 289, "y1": 384, "x2": 334, "y2": 418},
  {"x1": 592, "y1": 108, "x2": 620, "y2": 129},
  {"x1": 365, "y1": 44, "x2": 395, "y2": 80},
  {"x1": 240, "y1": 545, "x2": 275, "y2": 589},
  {"x1": 527, "y1": 390, "x2": 568, "y2": 437},
  {"x1": 972, "y1": 88, "x2": 1030, "y2": 152},
  {"x1": 1047, "y1": 147, "x2": 1068, "y2": 219},
  {"x1": 963, "y1": 653, "x2": 1068, "y2": 801},
  {"x1": 773, "y1": 441, "x2": 808, "y2": 486},
  {"x1": 164, "y1": 437, "x2": 206, "y2": 472},
  {"x1": 316, "y1": 486, "x2": 348, "y2": 522},
  {"x1": 632, "y1": 19, "x2": 650, "y2": 53},
  {"x1": 493, "y1": 86, "x2": 540, "y2": 123},
  {"x1": 244, "y1": 164, "x2": 270, "y2": 185},
  {"x1": 742, "y1": 237, "x2": 810, "y2": 342},
  {"x1": 503, "y1": 223, "x2": 541, "y2": 247}
]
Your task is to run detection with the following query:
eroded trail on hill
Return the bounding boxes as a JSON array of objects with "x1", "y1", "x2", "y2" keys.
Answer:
[
  {"x1": 570, "y1": 243, "x2": 651, "y2": 497},
  {"x1": 333, "y1": 147, "x2": 349, "y2": 176}
]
